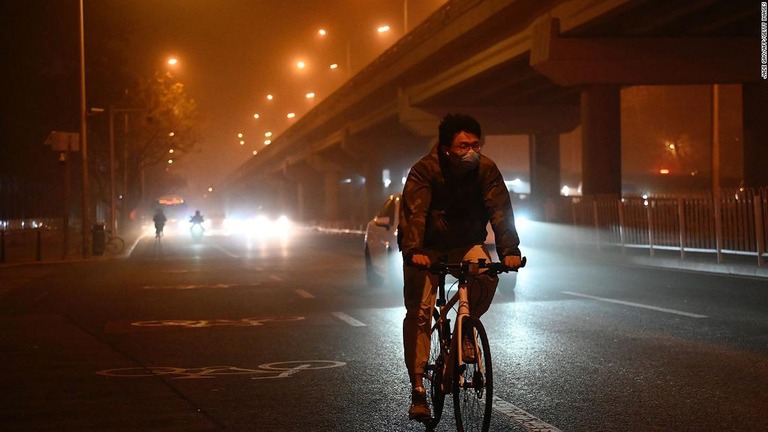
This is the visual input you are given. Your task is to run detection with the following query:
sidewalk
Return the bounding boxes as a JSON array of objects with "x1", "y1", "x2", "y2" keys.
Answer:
[
  {"x1": 0, "y1": 231, "x2": 143, "y2": 269},
  {"x1": 591, "y1": 245, "x2": 768, "y2": 279}
]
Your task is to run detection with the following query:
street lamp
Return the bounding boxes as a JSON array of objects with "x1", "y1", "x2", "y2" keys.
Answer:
[{"x1": 316, "y1": 28, "x2": 352, "y2": 76}]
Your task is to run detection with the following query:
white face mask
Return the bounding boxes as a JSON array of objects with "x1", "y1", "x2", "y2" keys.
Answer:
[{"x1": 448, "y1": 149, "x2": 479, "y2": 175}]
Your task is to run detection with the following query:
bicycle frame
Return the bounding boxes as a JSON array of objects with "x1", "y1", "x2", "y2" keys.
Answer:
[{"x1": 434, "y1": 261, "x2": 477, "y2": 375}]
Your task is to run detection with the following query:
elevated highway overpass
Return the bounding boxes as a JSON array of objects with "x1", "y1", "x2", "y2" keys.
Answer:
[{"x1": 222, "y1": 0, "x2": 764, "y2": 225}]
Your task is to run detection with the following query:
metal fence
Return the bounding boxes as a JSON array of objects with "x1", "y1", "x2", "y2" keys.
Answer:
[{"x1": 570, "y1": 188, "x2": 768, "y2": 266}]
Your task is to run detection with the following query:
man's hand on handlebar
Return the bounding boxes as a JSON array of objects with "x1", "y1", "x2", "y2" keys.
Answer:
[
  {"x1": 503, "y1": 255, "x2": 522, "y2": 270},
  {"x1": 410, "y1": 253, "x2": 431, "y2": 267}
]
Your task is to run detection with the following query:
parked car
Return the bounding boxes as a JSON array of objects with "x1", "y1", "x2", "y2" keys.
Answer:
[
  {"x1": 364, "y1": 193, "x2": 501, "y2": 288},
  {"x1": 364, "y1": 194, "x2": 403, "y2": 287}
]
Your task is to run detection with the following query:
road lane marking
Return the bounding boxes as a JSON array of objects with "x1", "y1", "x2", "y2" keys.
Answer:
[
  {"x1": 331, "y1": 312, "x2": 367, "y2": 327},
  {"x1": 211, "y1": 244, "x2": 240, "y2": 258},
  {"x1": 270, "y1": 275, "x2": 283, "y2": 282},
  {"x1": 141, "y1": 283, "x2": 259, "y2": 290},
  {"x1": 562, "y1": 291, "x2": 708, "y2": 318},
  {"x1": 295, "y1": 289, "x2": 315, "y2": 299},
  {"x1": 493, "y1": 397, "x2": 563, "y2": 432}
]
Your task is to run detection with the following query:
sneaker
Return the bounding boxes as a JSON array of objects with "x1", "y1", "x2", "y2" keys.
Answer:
[
  {"x1": 462, "y1": 335, "x2": 477, "y2": 363},
  {"x1": 408, "y1": 386, "x2": 431, "y2": 421}
]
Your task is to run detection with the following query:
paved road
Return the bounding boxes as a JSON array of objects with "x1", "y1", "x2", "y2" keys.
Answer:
[{"x1": 1, "y1": 225, "x2": 766, "y2": 431}]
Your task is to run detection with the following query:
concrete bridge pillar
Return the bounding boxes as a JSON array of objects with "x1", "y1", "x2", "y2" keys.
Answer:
[
  {"x1": 742, "y1": 82, "x2": 768, "y2": 187},
  {"x1": 295, "y1": 183, "x2": 306, "y2": 221},
  {"x1": 529, "y1": 132, "x2": 561, "y2": 219},
  {"x1": 324, "y1": 170, "x2": 340, "y2": 221},
  {"x1": 581, "y1": 85, "x2": 621, "y2": 196},
  {"x1": 364, "y1": 159, "x2": 384, "y2": 220}
]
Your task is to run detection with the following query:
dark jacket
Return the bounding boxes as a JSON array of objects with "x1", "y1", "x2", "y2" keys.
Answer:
[
  {"x1": 397, "y1": 143, "x2": 521, "y2": 260},
  {"x1": 153, "y1": 213, "x2": 167, "y2": 225}
]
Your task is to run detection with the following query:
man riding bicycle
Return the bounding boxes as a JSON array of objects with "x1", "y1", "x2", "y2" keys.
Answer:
[
  {"x1": 398, "y1": 113, "x2": 522, "y2": 421},
  {"x1": 153, "y1": 209, "x2": 167, "y2": 238}
]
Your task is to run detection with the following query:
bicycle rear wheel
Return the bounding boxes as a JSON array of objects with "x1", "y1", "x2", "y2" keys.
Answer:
[
  {"x1": 105, "y1": 236, "x2": 125, "y2": 254},
  {"x1": 423, "y1": 308, "x2": 447, "y2": 429},
  {"x1": 453, "y1": 316, "x2": 492, "y2": 432}
]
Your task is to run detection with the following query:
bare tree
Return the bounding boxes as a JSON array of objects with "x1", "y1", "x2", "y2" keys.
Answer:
[{"x1": 121, "y1": 71, "x2": 202, "y2": 212}]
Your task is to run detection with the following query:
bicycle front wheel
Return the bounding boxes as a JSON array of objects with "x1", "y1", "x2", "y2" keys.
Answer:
[
  {"x1": 105, "y1": 236, "x2": 125, "y2": 254},
  {"x1": 423, "y1": 308, "x2": 447, "y2": 429},
  {"x1": 453, "y1": 316, "x2": 493, "y2": 432}
]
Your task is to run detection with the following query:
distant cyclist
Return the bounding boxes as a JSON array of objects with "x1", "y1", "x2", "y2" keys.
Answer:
[{"x1": 153, "y1": 209, "x2": 167, "y2": 238}]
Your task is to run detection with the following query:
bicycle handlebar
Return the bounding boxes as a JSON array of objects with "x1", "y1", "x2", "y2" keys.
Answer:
[{"x1": 425, "y1": 256, "x2": 527, "y2": 276}]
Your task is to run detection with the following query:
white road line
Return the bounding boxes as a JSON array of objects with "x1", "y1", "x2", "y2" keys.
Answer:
[
  {"x1": 493, "y1": 397, "x2": 563, "y2": 432},
  {"x1": 270, "y1": 275, "x2": 283, "y2": 282},
  {"x1": 331, "y1": 312, "x2": 367, "y2": 327},
  {"x1": 142, "y1": 283, "x2": 239, "y2": 290},
  {"x1": 211, "y1": 244, "x2": 240, "y2": 258},
  {"x1": 562, "y1": 291, "x2": 708, "y2": 318},
  {"x1": 295, "y1": 289, "x2": 315, "y2": 299}
]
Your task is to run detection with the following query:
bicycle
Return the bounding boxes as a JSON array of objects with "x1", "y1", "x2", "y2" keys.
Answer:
[
  {"x1": 104, "y1": 230, "x2": 125, "y2": 255},
  {"x1": 421, "y1": 256, "x2": 526, "y2": 432},
  {"x1": 71, "y1": 230, "x2": 125, "y2": 256}
]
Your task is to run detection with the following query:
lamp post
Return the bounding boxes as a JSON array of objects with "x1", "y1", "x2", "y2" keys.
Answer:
[{"x1": 78, "y1": 0, "x2": 90, "y2": 257}]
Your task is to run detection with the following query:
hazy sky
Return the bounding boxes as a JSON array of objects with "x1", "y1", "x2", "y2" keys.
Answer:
[
  {"x1": 85, "y1": 0, "x2": 448, "y2": 194},
  {"x1": 1, "y1": 0, "x2": 744, "y2": 204},
  {"x1": 0, "y1": 0, "x2": 447, "y2": 201}
]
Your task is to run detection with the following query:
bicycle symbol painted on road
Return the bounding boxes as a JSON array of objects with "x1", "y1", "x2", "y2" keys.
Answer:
[
  {"x1": 96, "y1": 360, "x2": 345, "y2": 380},
  {"x1": 129, "y1": 316, "x2": 305, "y2": 328}
]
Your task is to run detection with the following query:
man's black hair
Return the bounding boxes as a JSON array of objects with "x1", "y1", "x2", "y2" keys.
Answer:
[{"x1": 438, "y1": 113, "x2": 482, "y2": 148}]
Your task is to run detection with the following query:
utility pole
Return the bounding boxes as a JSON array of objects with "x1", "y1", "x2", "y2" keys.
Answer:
[
  {"x1": 79, "y1": 0, "x2": 90, "y2": 258},
  {"x1": 404, "y1": 0, "x2": 408, "y2": 33},
  {"x1": 109, "y1": 107, "x2": 146, "y2": 235}
]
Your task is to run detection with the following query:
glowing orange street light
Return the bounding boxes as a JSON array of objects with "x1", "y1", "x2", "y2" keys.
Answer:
[
  {"x1": 377, "y1": 25, "x2": 391, "y2": 33},
  {"x1": 659, "y1": 168, "x2": 670, "y2": 175},
  {"x1": 167, "y1": 57, "x2": 178, "y2": 66}
]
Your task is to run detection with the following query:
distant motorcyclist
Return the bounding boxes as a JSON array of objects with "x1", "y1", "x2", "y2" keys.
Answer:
[
  {"x1": 189, "y1": 210, "x2": 205, "y2": 241},
  {"x1": 153, "y1": 209, "x2": 167, "y2": 238},
  {"x1": 190, "y1": 210, "x2": 204, "y2": 225}
]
